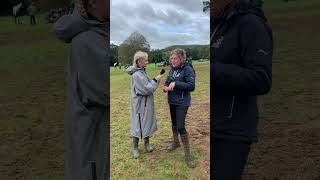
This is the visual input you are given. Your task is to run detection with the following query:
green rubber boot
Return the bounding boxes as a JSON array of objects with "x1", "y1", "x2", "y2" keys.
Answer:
[
  {"x1": 132, "y1": 137, "x2": 140, "y2": 159},
  {"x1": 144, "y1": 136, "x2": 154, "y2": 153}
]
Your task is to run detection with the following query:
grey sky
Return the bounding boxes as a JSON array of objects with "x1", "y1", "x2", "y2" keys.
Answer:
[{"x1": 111, "y1": 0, "x2": 210, "y2": 49}]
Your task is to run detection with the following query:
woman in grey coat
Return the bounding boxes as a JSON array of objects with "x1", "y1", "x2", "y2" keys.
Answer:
[
  {"x1": 53, "y1": 0, "x2": 109, "y2": 179},
  {"x1": 126, "y1": 51, "x2": 163, "y2": 158}
]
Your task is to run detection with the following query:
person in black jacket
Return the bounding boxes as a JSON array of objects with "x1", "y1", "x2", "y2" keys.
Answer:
[
  {"x1": 164, "y1": 48, "x2": 196, "y2": 168},
  {"x1": 211, "y1": 0, "x2": 273, "y2": 179}
]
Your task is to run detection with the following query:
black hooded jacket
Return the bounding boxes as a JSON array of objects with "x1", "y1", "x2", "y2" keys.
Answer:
[{"x1": 211, "y1": 3, "x2": 273, "y2": 142}]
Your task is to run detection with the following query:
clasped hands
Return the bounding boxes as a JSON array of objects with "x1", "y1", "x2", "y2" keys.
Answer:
[{"x1": 163, "y1": 82, "x2": 176, "y2": 92}]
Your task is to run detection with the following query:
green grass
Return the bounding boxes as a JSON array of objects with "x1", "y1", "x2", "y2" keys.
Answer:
[
  {"x1": 243, "y1": 1, "x2": 320, "y2": 179},
  {"x1": 110, "y1": 62, "x2": 210, "y2": 179},
  {"x1": 0, "y1": 15, "x2": 66, "y2": 180}
]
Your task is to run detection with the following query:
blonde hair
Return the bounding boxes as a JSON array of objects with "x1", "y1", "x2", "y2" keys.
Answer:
[
  {"x1": 133, "y1": 51, "x2": 148, "y2": 67},
  {"x1": 170, "y1": 48, "x2": 186, "y2": 63}
]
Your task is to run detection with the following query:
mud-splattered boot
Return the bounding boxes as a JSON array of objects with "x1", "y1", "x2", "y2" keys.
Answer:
[
  {"x1": 167, "y1": 126, "x2": 181, "y2": 151},
  {"x1": 181, "y1": 133, "x2": 196, "y2": 168}
]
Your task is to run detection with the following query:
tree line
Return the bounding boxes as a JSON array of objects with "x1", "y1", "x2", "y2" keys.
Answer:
[{"x1": 111, "y1": 31, "x2": 209, "y2": 66}]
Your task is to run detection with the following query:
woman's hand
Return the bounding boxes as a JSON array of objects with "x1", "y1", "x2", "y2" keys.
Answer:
[
  {"x1": 168, "y1": 82, "x2": 176, "y2": 91},
  {"x1": 155, "y1": 75, "x2": 163, "y2": 82},
  {"x1": 163, "y1": 86, "x2": 170, "y2": 92}
]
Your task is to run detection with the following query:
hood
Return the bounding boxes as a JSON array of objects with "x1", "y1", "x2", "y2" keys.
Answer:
[
  {"x1": 126, "y1": 65, "x2": 144, "y2": 75},
  {"x1": 53, "y1": 8, "x2": 109, "y2": 43},
  {"x1": 212, "y1": 1, "x2": 267, "y2": 27}
]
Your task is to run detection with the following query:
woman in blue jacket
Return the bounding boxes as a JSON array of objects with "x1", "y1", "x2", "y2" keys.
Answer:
[
  {"x1": 211, "y1": 0, "x2": 273, "y2": 179},
  {"x1": 164, "y1": 48, "x2": 196, "y2": 168}
]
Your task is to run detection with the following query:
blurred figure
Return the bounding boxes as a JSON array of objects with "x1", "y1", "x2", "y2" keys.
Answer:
[
  {"x1": 211, "y1": 0, "x2": 273, "y2": 179},
  {"x1": 53, "y1": 0, "x2": 109, "y2": 179},
  {"x1": 13, "y1": 2, "x2": 23, "y2": 25},
  {"x1": 28, "y1": 2, "x2": 37, "y2": 25}
]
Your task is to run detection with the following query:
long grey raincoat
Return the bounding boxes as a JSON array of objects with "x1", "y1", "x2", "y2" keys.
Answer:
[
  {"x1": 127, "y1": 66, "x2": 159, "y2": 139},
  {"x1": 53, "y1": 8, "x2": 109, "y2": 180}
]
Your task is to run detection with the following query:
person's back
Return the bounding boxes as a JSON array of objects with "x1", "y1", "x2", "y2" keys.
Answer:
[
  {"x1": 53, "y1": 2, "x2": 109, "y2": 179},
  {"x1": 28, "y1": 3, "x2": 37, "y2": 25},
  {"x1": 28, "y1": 4, "x2": 37, "y2": 15}
]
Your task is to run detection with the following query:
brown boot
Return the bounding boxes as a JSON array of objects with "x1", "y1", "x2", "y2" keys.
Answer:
[
  {"x1": 180, "y1": 133, "x2": 196, "y2": 168},
  {"x1": 167, "y1": 126, "x2": 180, "y2": 151}
]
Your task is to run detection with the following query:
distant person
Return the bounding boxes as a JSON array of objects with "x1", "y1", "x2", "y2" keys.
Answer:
[
  {"x1": 211, "y1": 0, "x2": 273, "y2": 179},
  {"x1": 58, "y1": 8, "x2": 63, "y2": 14},
  {"x1": 53, "y1": 0, "x2": 109, "y2": 179},
  {"x1": 126, "y1": 51, "x2": 163, "y2": 159},
  {"x1": 28, "y1": 2, "x2": 37, "y2": 25},
  {"x1": 69, "y1": 0, "x2": 75, "y2": 14},
  {"x1": 163, "y1": 48, "x2": 196, "y2": 168},
  {"x1": 13, "y1": 3, "x2": 23, "y2": 25}
]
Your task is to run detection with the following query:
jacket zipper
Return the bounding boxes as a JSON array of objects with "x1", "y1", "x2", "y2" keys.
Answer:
[
  {"x1": 145, "y1": 96, "x2": 147, "y2": 107},
  {"x1": 138, "y1": 113, "x2": 143, "y2": 138},
  {"x1": 227, "y1": 96, "x2": 235, "y2": 119},
  {"x1": 212, "y1": 22, "x2": 235, "y2": 120}
]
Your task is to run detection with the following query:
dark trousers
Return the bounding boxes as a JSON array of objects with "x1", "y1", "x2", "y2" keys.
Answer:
[
  {"x1": 169, "y1": 104, "x2": 189, "y2": 135},
  {"x1": 30, "y1": 15, "x2": 36, "y2": 25},
  {"x1": 212, "y1": 138, "x2": 251, "y2": 180}
]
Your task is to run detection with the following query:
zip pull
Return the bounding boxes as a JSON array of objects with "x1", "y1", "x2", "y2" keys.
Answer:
[
  {"x1": 227, "y1": 96, "x2": 235, "y2": 119},
  {"x1": 91, "y1": 162, "x2": 97, "y2": 180}
]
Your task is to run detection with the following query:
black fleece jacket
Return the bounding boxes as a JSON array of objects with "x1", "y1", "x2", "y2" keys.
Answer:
[{"x1": 211, "y1": 3, "x2": 273, "y2": 142}]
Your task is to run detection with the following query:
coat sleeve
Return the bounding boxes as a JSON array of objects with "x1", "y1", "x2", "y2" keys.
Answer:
[
  {"x1": 133, "y1": 72, "x2": 159, "y2": 96},
  {"x1": 175, "y1": 66, "x2": 195, "y2": 91},
  {"x1": 213, "y1": 15, "x2": 273, "y2": 95}
]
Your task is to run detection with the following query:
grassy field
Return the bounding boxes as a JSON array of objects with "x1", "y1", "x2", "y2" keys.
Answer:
[
  {"x1": 0, "y1": 15, "x2": 67, "y2": 180},
  {"x1": 243, "y1": 0, "x2": 320, "y2": 179},
  {"x1": 110, "y1": 62, "x2": 210, "y2": 179}
]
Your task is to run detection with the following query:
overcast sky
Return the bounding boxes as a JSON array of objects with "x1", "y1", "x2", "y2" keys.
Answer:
[{"x1": 110, "y1": 0, "x2": 210, "y2": 49}]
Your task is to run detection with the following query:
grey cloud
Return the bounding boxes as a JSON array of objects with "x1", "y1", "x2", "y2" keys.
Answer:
[{"x1": 111, "y1": 0, "x2": 209, "y2": 49}]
